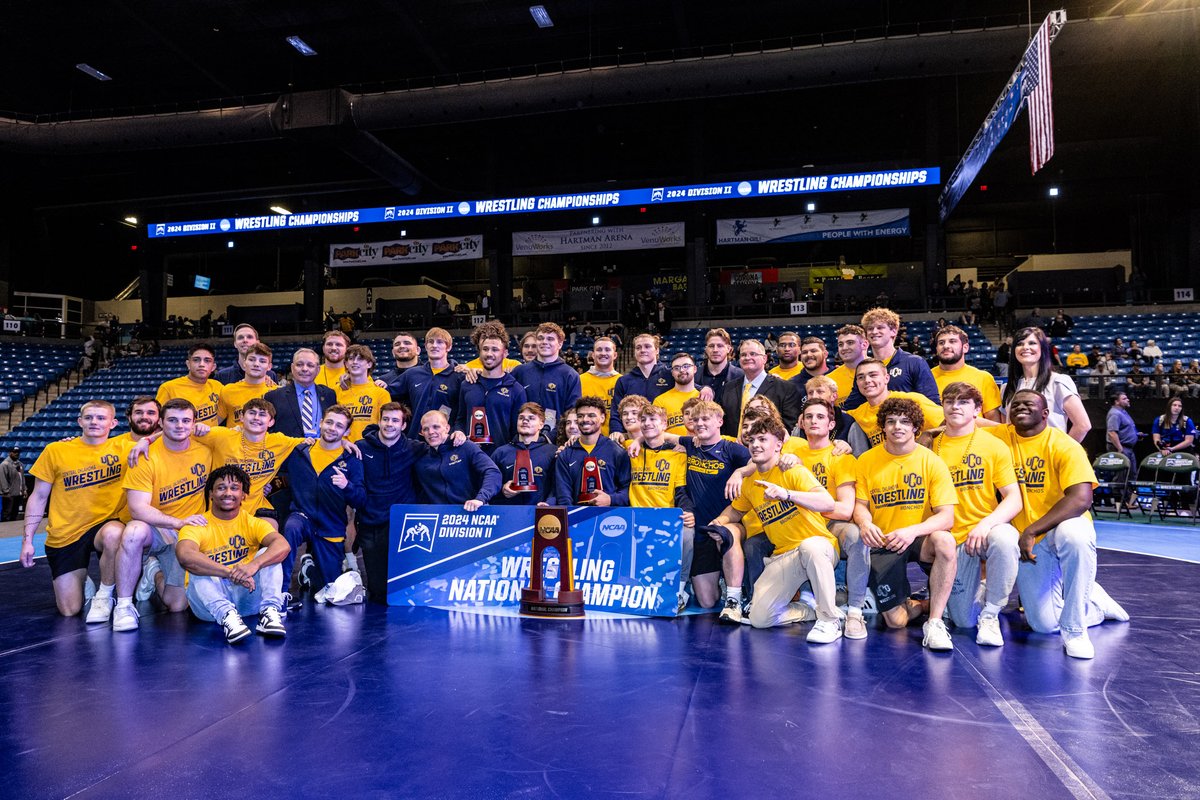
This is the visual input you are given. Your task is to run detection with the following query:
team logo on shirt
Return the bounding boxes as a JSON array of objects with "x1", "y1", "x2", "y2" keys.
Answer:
[
  {"x1": 889, "y1": 367, "x2": 902, "y2": 378},
  {"x1": 359, "y1": 394, "x2": 372, "y2": 406},
  {"x1": 547, "y1": 382, "x2": 557, "y2": 392},
  {"x1": 101, "y1": 454, "x2": 121, "y2": 467},
  {"x1": 810, "y1": 462, "x2": 828, "y2": 487},
  {"x1": 399, "y1": 513, "x2": 440, "y2": 553},
  {"x1": 1020, "y1": 456, "x2": 1046, "y2": 490},
  {"x1": 209, "y1": 392, "x2": 219, "y2": 404},
  {"x1": 498, "y1": 387, "x2": 510, "y2": 396},
  {"x1": 633, "y1": 458, "x2": 672, "y2": 488},
  {"x1": 211, "y1": 535, "x2": 250, "y2": 566},
  {"x1": 449, "y1": 454, "x2": 462, "y2": 466},
  {"x1": 656, "y1": 378, "x2": 669, "y2": 387},
  {"x1": 870, "y1": 472, "x2": 925, "y2": 508}
]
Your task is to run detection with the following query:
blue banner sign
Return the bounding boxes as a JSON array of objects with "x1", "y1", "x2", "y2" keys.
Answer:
[
  {"x1": 387, "y1": 504, "x2": 683, "y2": 617},
  {"x1": 148, "y1": 167, "x2": 940, "y2": 239}
]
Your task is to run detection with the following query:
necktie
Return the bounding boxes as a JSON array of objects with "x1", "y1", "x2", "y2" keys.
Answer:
[{"x1": 301, "y1": 389, "x2": 316, "y2": 436}]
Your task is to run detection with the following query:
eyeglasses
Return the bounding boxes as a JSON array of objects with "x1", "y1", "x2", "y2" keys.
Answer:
[{"x1": 672, "y1": 364, "x2": 695, "y2": 371}]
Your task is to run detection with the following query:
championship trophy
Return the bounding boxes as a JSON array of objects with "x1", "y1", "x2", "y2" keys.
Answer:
[
  {"x1": 468, "y1": 407, "x2": 491, "y2": 444},
  {"x1": 510, "y1": 449, "x2": 538, "y2": 493},
  {"x1": 578, "y1": 456, "x2": 602, "y2": 503},
  {"x1": 520, "y1": 506, "x2": 585, "y2": 617}
]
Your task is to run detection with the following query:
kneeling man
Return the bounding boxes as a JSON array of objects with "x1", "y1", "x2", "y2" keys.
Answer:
[{"x1": 176, "y1": 465, "x2": 291, "y2": 644}]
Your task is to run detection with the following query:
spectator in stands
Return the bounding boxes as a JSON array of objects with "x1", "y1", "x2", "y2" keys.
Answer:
[
  {"x1": 1112, "y1": 337, "x2": 1128, "y2": 357},
  {"x1": 1001, "y1": 327, "x2": 1091, "y2": 443},
  {"x1": 1168, "y1": 360, "x2": 1190, "y2": 397},
  {"x1": 764, "y1": 332, "x2": 779, "y2": 357},
  {"x1": 1127, "y1": 340, "x2": 1144, "y2": 362},
  {"x1": 1049, "y1": 313, "x2": 1073, "y2": 339},
  {"x1": 1186, "y1": 359, "x2": 1200, "y2": 398},
  {"x1": 1065, "y1": 345, "x2": 1089, "y2": 375},
  {"x1": 0, "y1": 447, "x2": 26, "y2": 521},
  {"x1": 1016, "y1": 307, "x2": 1047, "y2": 333},
  {"x1": 1152, "y1": 397, "x2": 1196, "y2": 454},
  {"x1": 1150, "y1": 363, "x2": 1170, "y2": 398},
  {"x1": 653, "y1": 300, "x2": 673, "y2": 335},
  {"x1": 905, "y1": 334, "x2": 926, "y2": 358},
  {"x1": 1095, "y1": 351, "x2": 1119, "y2": 396},
  {"x1": 958, "y1": 308, "x2": 977, "y2": 326},
  {"x1": 216, "y1": 324, "x2": 279, "y2": 385},
  {"x1": 605, "y1": 323, "x2": 624, "y2": 349},
  {"x1": 1143, "y1": 339, "x2": 1164, "y2": 364},
  {"x1": 1126, "y1": 362, "x2": 1148, "y2": 399},
  {"x1": 1087, "y1": 345, "x2": 1103, "y2": 367}
]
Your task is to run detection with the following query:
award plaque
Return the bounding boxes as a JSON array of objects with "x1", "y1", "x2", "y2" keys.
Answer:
[
  {"x1": 520, "y1": 506, "x2": 585, "y2": 617},
  {"x1": 469, "y1": 407, "x2": 491, "y2": 443},
  {"x1": 510, "y1": 448, "x2": 537, "y2": 493},
  {"x1": 577, "y1": 455, "x2": 602, "y2": 503}
]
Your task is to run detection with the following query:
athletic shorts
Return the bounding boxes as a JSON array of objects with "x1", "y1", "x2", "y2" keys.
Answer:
[
  {"x1": 43, "y1": 519, "x2": 116, "y2": 579},
  {"x1": 147, "y1": 526, "x2": 187, "y2": 588},
  {"x1": 868, "y1": 538, "x2": 931, "y2": 612},
  {"x1": 691, "y1": 532, "x2": 723, "y2": 577}
]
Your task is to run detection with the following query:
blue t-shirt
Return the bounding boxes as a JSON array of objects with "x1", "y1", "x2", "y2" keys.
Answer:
[
  {"x1": 1151, "y1": 414, "x2": 1196, "y2": 448},
  {"x1": 678, "y1": 436, "x2": 751, "y2": 526}
]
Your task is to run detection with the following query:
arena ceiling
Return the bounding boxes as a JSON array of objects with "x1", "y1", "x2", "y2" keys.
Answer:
[{"x1": 0, "y1": 1, "x2": 1195, "y2": 293}]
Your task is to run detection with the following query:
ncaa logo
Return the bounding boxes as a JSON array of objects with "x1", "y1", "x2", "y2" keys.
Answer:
[
  {"x1": 398, "y1": 513, "x2": 440, "y2": 553},
  {"x1": 598, "y1": 516, "x2": 627, "y2": 538},
  {"x1": 219, "y1": 219, "x2": 231, "y2": 232},
  {"x1": 651, "y1": 187, "x2": 664, "y2": 202},
  {"x1": 737, "y1": 181, "x2": 752, "y2": 196}
]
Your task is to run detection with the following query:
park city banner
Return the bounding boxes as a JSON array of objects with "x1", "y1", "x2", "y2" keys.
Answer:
[
  {"x1": 715, "y1": 209, "x2": 910, "y2": 245},
  {"x1": 328, "y1": 235, "x2": 483, "y2": 267},
  {"x1": 387, "y1": 505, "x2": 683, "y2": 617},
  {"x1": 512, "y1": 222, "x2": 685, "y2": 256}
]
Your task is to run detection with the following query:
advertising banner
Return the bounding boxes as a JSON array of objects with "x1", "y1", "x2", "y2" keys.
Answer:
[
  {"x1": 715, "y1": 210, "x2": 909, "y2": 245},
  {"x1": 512, "y1": 223, "x2": 685, "y2": 255},
  {"x1": 328, "y1": 236, "x2": 482, "y2": 266},
  {"x1": 387, "y1": 505, "x2": 683, "y2": 617}
]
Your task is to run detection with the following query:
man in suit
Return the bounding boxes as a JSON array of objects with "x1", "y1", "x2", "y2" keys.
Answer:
[
  {"x1": 719, "y1": 339, "x2": 801, "y2": 437},
  {"x1": 263, "y1": 348, "x2": 336, "y2": 522}
]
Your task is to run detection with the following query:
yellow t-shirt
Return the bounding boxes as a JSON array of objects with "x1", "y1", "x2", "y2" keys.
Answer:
[
  {"x1": 932, "y1": 429, "x2": 1018, "y2": 544},
  {"x1": 466, "y1": 357, "x2": 522, "y2": 373},
  {"x1": 197, "y1": 428, "x2": 305, "y2": 513},
  {"x1": 316, "y1": 363, "x2": 346, "y2": 390},
  {"x1": 178, "y1": 510, "x2": 277, "y2": 570},
  {"x1": 855, "y1": 445, "x2": 957, "y2": 534},
  {"x1": 827, "y1": 365, "x2": 856, "y2": 406},
  {"x1": 769, "y1": 363, "x2": 805, "y2": 381},
  {"x1": 579, "y1": 371, "x2": 621, "y2": 435},
  {"x1": 30, "y1": 437, "x2": 134, "y2": 548},
  {"x1": 123, "y1": 439, "x2": 212, "y2": 520},
  {"x1": 653, "y1": 387, "x2": 701, "y2": 435},
  {"x1": 156, "y1": 376, "x2": 223, "y2": 425},
  {"x1": 847, "y1": 391, "x2": 945, "y2": 448},
  {"x1": 217, "y1": 380, "x2": 272, "y2": 425},
  {"x1": 629, "y1": 445, "x2": 688, "y2": 509},
  {"x1": 731, "y1": 464, "x2": 836, "y2": 555},
  {"x1": 336, "y1": 381, "x2": 393, "y2": 440},
  {"x1": 796, "y1": 442, "x2": 857, "y2": 503},
  {"x1": 984, "y1": 425, "x2": 1097, "y2": 538},
  {"x1": 309, "y1": 445, "x2": 342, "y2": 476},
  {"x1": 931, "y1": 364, "x2": 1003, "y2": 416}
]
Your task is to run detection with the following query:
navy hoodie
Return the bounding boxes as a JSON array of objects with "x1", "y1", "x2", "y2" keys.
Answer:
[
  {"x1": 285, "y1": 443, "x2": 366, "y2": 536},
  {"x1": 390, "y1": 361, "x2": 463, "y2": 438},
  {"x1": 609, "y1": 363, "x2": 674, "y2": 433},
  {"x1": 455, "y1": 373, "x2": 528, "y2": 455},
  {"x1": 512, "y1": 358, "x2": 582, "y2": 432},
  {"x1": 552, "y1": 437, "x2": 632, "y2": 506},
  {"x1": 353, "y1": 428, "x2": 422, "y2": 526},
  {"x1": 490, "y1": 436, "x2": 557, "y2": 505},
  {"x1": 414, "y1": 439, "x2": 502, "y2": 505}
]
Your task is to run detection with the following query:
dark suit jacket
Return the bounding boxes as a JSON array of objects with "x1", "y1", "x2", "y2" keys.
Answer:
[
  {"x1": 719, "y1": 374, "x2": 801, "y2": 437},
  {"x1": 264, "y1": 383, "x2": 337, "y2": 437}
]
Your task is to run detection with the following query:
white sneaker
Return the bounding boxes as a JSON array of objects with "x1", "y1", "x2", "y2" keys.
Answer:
[
  {"x1": 220, "y1": 610, "x2": 251, "y2": 644},
  {"x1": 780, "y1": 602, "x2": 816, "y2": 625},
  {"x1": 976, "y1": 612, "x2": 1004, "y2": 647},
  {"x1": 1062, "y1": 631, "x2": 1095, "y2": 659},
  {"x1": 676, "y1": 591, "x2": 689, "y2": 614},
  {"x1": 718, "y1": 596, "x2": 743, "y2": 624},
  {"x1": 1090, "y1": 583, "x2": 1130, "y2": 622},
  {"x1": 297, "y1": 553, "x2": 315, "y2": 589},
  {"x1": 807, "y1": 618, "x2": 843, "y2": 644},
  {"x1": 136, "y1": 556, "x2": 161, "y2": 602},
  {"x1": 922, "y1": 618, "x2": 954, "y2": 651},
  {"x1": 84, "y1": 595, "x2": 113, "y2": 624},
  {"x1": 256, "y1": 607, "x2": 286, "y2": 637},
  {"x1": 112, "y1": 603, "x2": 140, "y2": 632},
  {"x1": 843, "y1": 610, "x2": 868, "y2": 640}
]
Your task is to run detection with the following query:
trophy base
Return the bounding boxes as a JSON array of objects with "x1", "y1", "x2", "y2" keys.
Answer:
[
  {"x1": 520, "y1": 588, "x2": 585, "y2": 618},
  {"x1": 577, "y1": 493, "x2": 599, "y2": 504},
  {"x1": 469, "y1": 438, "x2": 493, "y2": 444},
  {"x1": 509, "y1": 483, "x2": 538, "y2": 493}
]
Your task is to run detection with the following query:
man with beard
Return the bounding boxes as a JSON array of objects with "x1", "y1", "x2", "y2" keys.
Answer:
[
  {"x1": 550, "y1": 397, "x2": 631, "y2": 507},
  {"x1": 315, "y1": 330, "x2": 351, "y2": 390},
  {"x1": 117, "y1": 397, "x2": 161, "y2": 445},
  {"x1": 376, "y1": 332, "x2": 422, "y2": 393},
  {"x1": 456, "y1": 322, "x2": 527, "y2": 455},
  {"x1": 930, "y1": 325, "x2": 1002, "y2": 421},
  {"x1": 790, "y1": 336, "x2": 832, "y2": 406},
  {"x1": 768, "y1": 332, "x2": 805, "y2": 381}
]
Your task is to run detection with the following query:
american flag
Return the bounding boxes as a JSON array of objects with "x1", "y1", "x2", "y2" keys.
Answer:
[{"x1": 1024, "y1": 18, "x2": 1055, "y2": 174}]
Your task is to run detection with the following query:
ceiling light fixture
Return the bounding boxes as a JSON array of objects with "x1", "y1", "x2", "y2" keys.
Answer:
[
  {"x1": 529, "y1": 5, "x2": 554, "y2": 28},
  {"x1": 286, "y1": 36, "x2": 318, "y2": 56},
  {"x1": 76, "y1": 63, "x2": 112, "y2": 81},
  {"x1": 270, "y1": 206, "x2": 292, "y2": 216},
  {"x1": 124, "y1": 216, "x2": 138, "y2": 225}
]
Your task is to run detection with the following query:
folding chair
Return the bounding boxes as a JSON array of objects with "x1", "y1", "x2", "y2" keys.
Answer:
[
  {"x1": 1149, "y1": 452, "x2": 1200, "y2": 523},
  {"x1": 1092, "y1": 451, "x2": 1133, "y2": 520}
]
